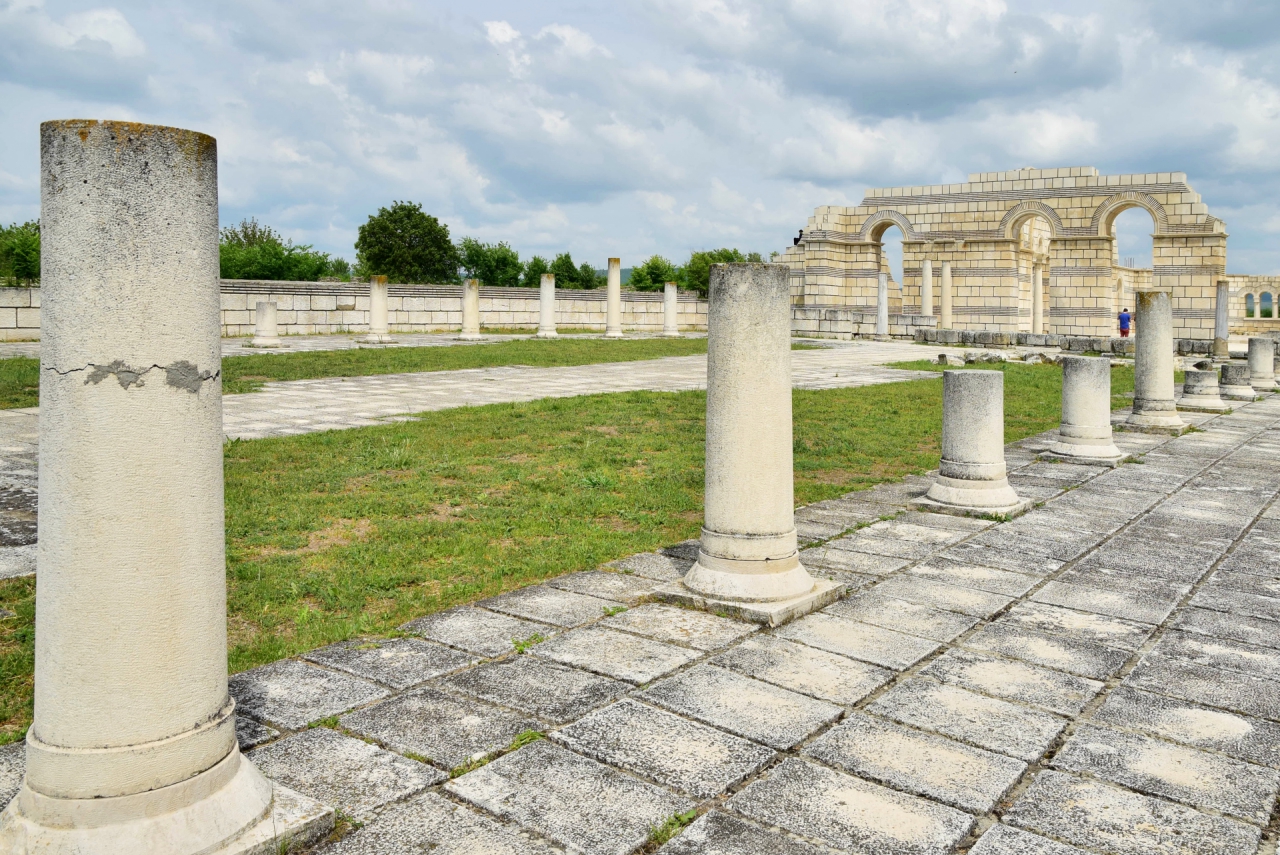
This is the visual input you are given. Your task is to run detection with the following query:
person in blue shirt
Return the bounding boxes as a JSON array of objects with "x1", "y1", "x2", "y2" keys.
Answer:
[{"x1": 1118, "y1": 308, "x2": 1131, "y2": 338}]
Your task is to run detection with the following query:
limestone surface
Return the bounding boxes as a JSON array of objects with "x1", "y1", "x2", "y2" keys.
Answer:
[
  {"x1": 533, "y1": 625, "x2": 700, "y2": 683},
  {"x1": 401, "y1": 605, "x2": 556, "y2": 657},
  {"x1": 301, "y1": 637, "x2": 476, "y2": 689},
  {"x1": 230, "y1": 659, "x2": 390, "y2": 730}
]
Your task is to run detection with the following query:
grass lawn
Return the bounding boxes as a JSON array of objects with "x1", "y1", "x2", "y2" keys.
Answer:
[{"x1": 0, "y1": 361, "x2": 1135, "y2": 741}]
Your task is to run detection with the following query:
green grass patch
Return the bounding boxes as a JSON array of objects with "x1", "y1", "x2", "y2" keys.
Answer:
[
  {"x1": 0, "y1": 362, "x2": 1132, "y2": 740},
  {"x1": 648, "y1": 810, "x2": 700, "y2": 847},
  {"x1": 0, "y1": 357, "x2": 38, "y2": 409}
]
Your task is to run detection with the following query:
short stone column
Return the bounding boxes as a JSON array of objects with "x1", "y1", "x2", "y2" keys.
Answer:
[
  {"x1": 940, "y1": 261, "x2": 953, "y2": 329},
  {"x1": 1044, "y1": 356, "x2": 1125, "y2": 465},
  {"x1": 1248, "y1": 337, "x2": 1276, "y2": 391},
  {"x1": 459, "y1": 278, "x2": 481, "y2": 340},
  {"x1": 1032, "y1": 264, "x2": 1044, "y2": 335},
  {"x1": 536, "y1": 273, "x2": 558, "y2": 339},
  {"x1": 1213, "y1": 281, "x2": 1230, "y2": 359},
  {"x1": 1, "y1": 120, "x2": 330, "y2": 852},
  {"x1": 605, "y1": 257, "x2": 623, "y2": 338},
  {"x1": 251, "y1": 300, "x2": 282, "y2": 348},
  {"x1": 920, "y1": 259, "x2": 933, "y2": 318},
  {"x1": 917, "y1": 370, "x2": 1029, "y2": 518},
  {"x1": 1125, "y1": 289, "x2": 1186, "y2": 433},
  {"x1": 1221, "y1": 362, "x2": 1259, "y2": 401},
  {"x1": 359, "y1": 275, "x2": 394, "y2": 344},
  {"x1": 662, "y1": 282, "x2": 680, "y2": 337},
  {"x1": 1179, "y1": 367, "x2": 1230, "y2": 412},
  {"x1": 661, "y1": 263, "x2": 838, "y2": 625},
  {"x1": 875, "y1": 273, "x2": 889, "y2": 339}
]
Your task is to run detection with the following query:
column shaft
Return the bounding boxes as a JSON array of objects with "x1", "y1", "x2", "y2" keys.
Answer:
[
  {"x1": 1213, "y1": 281, "x2": 1230, "y2": 358},
  {"x1": 605, "y1": 258, "x2": 623, "y2": 338},
  {"x1": 459, "y1": 279, "x2": 481, "y2": 340},
  {"x1": 920, "y1": 259, "x2": 933, "y2": 318},
  {"x1": 536, "y1": 274, "x2": 558, "y2": 338},
  {"x1": 921, "y1": 370, "x2": 1025, "y2": 514},
  {"x1": 940, "y1": 262, "x2": 953, "y2": 329},
  {"x1": 1032, "y1": 265, "x2": 1044, "y2": 335},
  {"x1": 875, "y1": 273, "x2": 889, "y2": 338},
  {"x1": 1049, "y1": 356, "x2": 1123, "y2": 462},
  {"x1": 1248, "y1": 337, "x2": 1276, "y2": 391},
  {"x1": 1126, "y1": 289, "x2": 1184, "y2": 431},
  {"x1": 360, "y1": 275, "x2": 392, "y2": 343},
  {"x1": 662, "y1": 282, "x2": 680, "y2": 337},
  {"x1": 252, "y1": 301, "x2": 281, "y2": 348}
]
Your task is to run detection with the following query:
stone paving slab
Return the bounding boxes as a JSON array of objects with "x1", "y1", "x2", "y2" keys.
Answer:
[
  {"x1": 961, "y1": 622, "x2": 1130, "y2": 680},
  {"x1": 301, "y1": 637, "x2": 476, "y2": 689},
  {"x1": 657, "y1": 810, "x2": 831, "y2": 855},
  {"x1": 606, "y1": 551, "x2": 692, "y2": 581},
  {"x1": 711, "y1": 634, "x2": 892, "y2": 705},
  {"x1": 919, "y1": 648, "x2": 1103, "y2": 716},
  {"x1": 823, "y1": 591, "x2": 978, "y2": 642},
  {"x1": 968, "y1": 824, "x2": 1094, "y2": 855},
  {"x1": 545, "y1": 570, "x2": 666, "y2": 605},
  {"x1": 229, "y1": 659, "x2": 390, "y2": 730},
  {"x1": 777, "y1": 612, "x2": 942, "y2": 669},
  {"x1": 479, "y1": 585, "x2": 625, "y2": 627},
  {"x1": 533, "y1": 625, "x2": 700, "y2": 683},
  {"x1": 436, "y1": 655, "x2": 630, "y2": 724},
  {"x1": 989, "y1": 600, "x2": 1154, "y2": 651},
  {"x1": 1125, "y1": 652, "x2": 1280, "y2": 722},
  {"x1": 599, "y1": 603, "x2": 757, "y2": 651},
  {"x1": 400, "y1": 605, "x2": 557, "y2": 658}
]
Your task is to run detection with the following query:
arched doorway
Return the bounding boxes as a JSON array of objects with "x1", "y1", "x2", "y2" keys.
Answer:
[
  {"x1": 1006, "y1": 212, "x2": 1053, "y2": 333},
  {"x1": 1246, "y1": 293, "x2": 1257, "y2": 318},
  {"x1": 1105, "y1": 203, "x2": 1161, "y2": 332},
  {"x1": 1263, "y1": 292, "x2": 1274, "y2": 319}
]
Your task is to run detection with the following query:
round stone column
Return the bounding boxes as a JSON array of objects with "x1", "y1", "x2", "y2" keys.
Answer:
[
  {"x1": 1213, "y1": 281, "x2": 1230, "y2": 360},
  {"x1": 1248, "y1": 337, "x2": 1275, "y2": 391},
  {"x1": 670, "y1": 263, "x2": 838, "y2": 625},
  {"x1": 359, "y1": 275, "x2": 393, "y2": 344},
  {"x1": 875, "y1": 273, "x2": 889, "y2": 339},
  {"x1": 1221, "y1": 362, "x2": 1259, "y2": 400},
  {"x1": 0, "y1": 120, "x2": 280, "y2": 851},
  {"x1": 1047, "y1": 356, "x2": 1124, "y2": 464},
  {"x1": 939, "y1": 261, "x2": 953, "y2": 329},
  {"x1": 1032, "y1": 264, "x2": 1044, "y2": 335},
  {"x1": 1179, "y1": 368, "x2": 1230, "y2": 412},
  {"x1": 1125, "y1": 289, "x2": 1185, "y2": 432},
  {"x1": 251, "y1": 301, "x2": 281, "y2": 348},
  {"x1": 459, "y1": 278, "x2": 481, "y2": 340},
  {"x1": 920, "y1": 259, "x2": 933, "y2": 318},
  {"x1": 662, "y1": 282, "x2": 680, "y2": 337},
  {"x1": 536, "y1": 273, "x2": 558, "y2": 339},
  {"x1": 605, "y1": 258, "x2": 623, "y2": 338},
  {"x1": 921, "y1": 370, "x2": 1027, "y2": 516}
]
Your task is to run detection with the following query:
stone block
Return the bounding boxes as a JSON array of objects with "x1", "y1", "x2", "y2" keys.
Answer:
[
  {"x1": 727, "y1": 758, "x2": 974, "y2": 854},
  {"x1": 552, "y1": 698, "x2": 774, "y2": 798},
  {"x1": 920, "y1": 648, "x2": 1104, "y2": 716},
  {"x1": 970, "y1": 825, "x2": 1095, "y2": 855},
  {"x1": 938, "y1": 329, "x2": 961, "y2": 344},
  {"x1": 341, "y1": 687, "x2": 540, "y2": 770},
  {"x1": 446, "y1": 740, "x2": 693, "y2": 855},
  {"x1": 400, "y1": 605, "x2": 556, "y2": 658},
  {"x1": 0, "y1": 743, "x2": 22, "y2": 810},
  {"x1": 1151, "y1": 629, "x2": 1280, "y2": 683},
  {"x1": 229, "y1": 659, "x2": 390, "y2": 730},
  {"x1": 481, "y1": 584, "x2": 623, "y2": 627},
  {"x1": 235, "y1": 716, "x2": 277, "y2": 751},
  {"x1": 301, "y1": 637, "x2": 476, "y2": 689},
  {"x1": 606, "y1": 551, "x2": 692, "y2": 581},
  {"x1": 658, "y1": 811, "x2": 829, "y2": 855},
  {"x1": 1031, "y1": 580, "x2": 1178, "y2": 624},
  {"x1": 777, "y1": 612, "x2": 941, "y2": 669},
  {"x1": 906, "y1": 559, "x2": 1038, "y2": 596},
  {"x1": 964, "y1": 623, "x2": 1131, "y2": 681},
  {"x1": 641, "y1": 664, "x2": 842, "y2": 749},
  {"x1": 960, "y1": 330, "x2": 976, "y2": 344},
  {"x1": 436, "y1": 655, "x2": 629, "y2": 724},
  {"x1": 808, "y1": 545, "x2": 911, "y2": 576},
  {"x1": 1171, "y1": 606, "x2": 1280, "y2": 652},
  {"x1": 823, "y1": 591, "x2": 977, "y2": 642},
  {"x1": 975, "y1": 331, "x2": 993, "y2": 344},
  {"x1": 545, "y1": 570, "x2": 664, "y2": 604},
  {"x1": 712, "y1": 634, "x2": 891, "y2": 705},
  {"x1": 247, "y1": 727, "x2": 443, "y2": 821},
  {"x1": 533, "y1": 625, "x2": 699, "y2": 683},
  {"x1": 870, "y1": 575, "x2": 1013, "y2": 618},
  {"x1": 803, "y1": 711, "x2": 1026, "y2": 813},
  {"x1": 1125, "y1": 653, "x2": 1280, "y2": 722},
  {"x1": 601, "y1": 603, "x2": 757, "y2": 651}
]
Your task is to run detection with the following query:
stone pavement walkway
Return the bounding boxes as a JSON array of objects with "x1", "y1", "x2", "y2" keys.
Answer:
[{"x1": 0, "y1": 395, "x2": 1255, "y2": 854}]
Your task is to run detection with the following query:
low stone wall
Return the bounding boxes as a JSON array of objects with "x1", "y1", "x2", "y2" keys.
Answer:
[
  {"x1": 913, "y1": 327, "x2": 1235, "y2": 356},
  {"x1": 0, "y1": 288, "x2": 40, "y2": 341},
  {"x1": 791, "y1": 306, "x2": 938, "y2": 340}
]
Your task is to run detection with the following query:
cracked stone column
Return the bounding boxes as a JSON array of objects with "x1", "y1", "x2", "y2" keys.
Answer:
[
  {"x1": 920, "y1": 259, "x2": 933, "y2": 319},
  {"x1": 359, "y1": 275, "x2": 393, "y2": 344},
  {"x1": 1032, "y1": 264, "x2": 1044, "y2": 335},
  {"x1": 251, "y1": 301, "x2": 281, "y2": 348},
  {"x1": 919, "y1": 370, "x2": 1029, "y2": 518},
  {"x1": 663, "y1": 263, "x2": 839, "y2": 625},
  {"x1": 536, "y1": 273, "x2": 558, "y2": 339},
  {"x1": 1, "y1": 120, "x2": 330, "y2": 853},
  {"x1": 605, "y1": 258, "x2": 623, "y2": 338},
  {"x1": 875, "y1": 273, "x2": 890, "y2": 339},
  {"x1": 1125, "y1": 288, "x2": 1185, "y2": 433},
  {"x1": 939, "y1": 261, "x2": 953, "y2": 329},
  {"x1": 1248, "y1": 337, "x2": 1275, "y2": 391},
  {"x1": 662, "y1": 282, "x2": 680, "y2": 337},
  {"x1": 1046, "y1": 355, "x2": 1125, "y2": 464},
  {"x1": 1179, "y1": 367, "x2": 1230, "y2": 412},
  {"x1": 1213, "y1": 281, "x2": 1230, "y2": 360},
  {"x1": 459, "y1": 278, "x2": 481, "y2": 340}
]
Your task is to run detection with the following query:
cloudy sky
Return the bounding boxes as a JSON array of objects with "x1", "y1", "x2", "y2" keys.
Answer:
[{"x1": 3, "y1": 0, "x2": 1279, "y2": 275}]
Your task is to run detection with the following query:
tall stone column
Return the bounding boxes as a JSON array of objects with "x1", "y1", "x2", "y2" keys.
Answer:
[
  {"x1": 1248, "y1": 337, "x2": 1276, "y2": 391},
  {"x1": 251, "y1": 301, "x2": 281, "y2": 348},
  {"x1": 920, "y1": 259, "x2": 933, "y2": 318},
  {"x1": 459, "y1": 278, "x2": 481, "y2": 340},
  {"x1": 1031, "y1": 264, "x2": 1044, "y2": 335},
  {"x1": 1213, "y1": 280, "x2": 1230, "y2": 359},
  {"x1": 662, "y1": 264, "x2": 838, "y2": 625},
  {"x1": 1, "y1": 120, "x2": 329, "y2": 852},
  {"x1": 536, "y1": 273, "x2": 558, "y2": 339},
  {"x1": 940, "y1": 261, "x2": 953, "y2": 329},
  {"x1": 605, "y1": 257, "x2": 623, "y2": 338},
  {"x1": 875, "y1": 272, "x2": 889, "y2": 339},
  {"x1": 662, "y1": 282, "x2": 680, "y2": 337},
  {"x1": 359, "y1": 275, "x2": 393, "y2": 344},
  {"x1": 1125, "y1": 289, "x2": 1185, "y2": 433},
  {"x1": 1045, "y1": 356, "x2": 1125, "y2": 464},
  {"x1": 918, "y1": 370, "x2": 1029, "y2": 518}
]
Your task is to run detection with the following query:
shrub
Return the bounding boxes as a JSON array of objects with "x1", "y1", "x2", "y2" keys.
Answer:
[
  {"x1": 219, "y1": 218, "x2": 334, "y2": 281},
  {"x1": 521, "y1": 255, "x2": 550, "y2": 289},
  {"x1": 355, "y1": 202, "x2": 460, "y2": 284},
  {"x1": 458, "y1": 238, "x2": 523, "y2": 288},
  {"x1": 0, "y1": 222, "x2": 40, "y2": 285},
  {"x1": 578, "y1": 261, "x2": 603, "y2": 289},
  {"x1": 550, "y1": 252, "x2": 599, "y2": 289},
  {"x1": 629, "y1": 255, "x2": 679, "y2": 292}
]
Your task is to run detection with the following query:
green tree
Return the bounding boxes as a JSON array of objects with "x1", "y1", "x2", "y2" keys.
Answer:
[
  {"x1": 577, "y1": 261, "x2": 602, "y2": 289},
  {"x1": 0, "y1": 221, "x2": 40, "y2": 285},
  {"x1": 355, "y1": 201, "x2": 460, "y2": 284},
  {"x1": 747, "y1": 251, "x2": 764, "y2": 263},
  {"x1": 521, "y1": 255, "x2": 550, "y2": 289},
  {"x1": 548, "y1": 252, "x2": 586, "y2": 289},
  {"x1": 458, "y1": 238, "x2": 524, "y2": 288},
  {"x1": 629, "y1": 255, "x2": 679, "y2": 292},
  {"x1": 219, "y1": 218, "x2": 335, "y2": 281},
  {"x1": 682, "y1": 248, "x2": 748, "y2": 296}
]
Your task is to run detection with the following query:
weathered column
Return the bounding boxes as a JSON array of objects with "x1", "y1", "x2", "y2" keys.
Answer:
[
  {"x1": 662, "y1": 282, "x2": 680, "y2": 337},
  {"x1": 1032, "y1": 264, "x2": 1044, "y2": 335},
  {"x1": 1125, "y1": 289, "x2": 1185, "y2": 433},
  {"x1": 1046, "y1": 356, "x2": 1124, "y2": 464},
  {"x1": 1248, "y1": 337, "x2": 1276, "y2": 391},
  {"x1": 664, "y1": 263, "x2": 838, "y2": 625},
  {"x1": 251, "y1": 301, "x2": 281, "y2": 348},
  {"x1": 605, "y1": 257, "x2": 623, "y2": 338},
  {"x1": 459, "y1": 278, "x2": 481, "y2": 340},
  {"x1": 940, "y1": 261, "x2": 953, "y2": 329},
  {"x1": 920, "y1": 259, "x2": 933, "y2": 318},
  {"x1": 1179, "y1": 367, "x2": 1230, "y2": 413},
  {"x1": 536, "y1": 273, "x2": 558, "y2": 339},
  {"x1": 1213, "y1": 281, "x2": 1230, "y2": 359},
  {"x1": 1221, "y1": 362, "x2": 1259, "y2": 401},
  {"x1": 359, "y1": 275, "x2": 393, "y2": 344},
  {"x1": 875, "y1": 272, "x2": 889, "y2": 339},
  {"x1": 918, "y1": 370, "x2": 1028, "y2": 517},
  {"x1": 1, "y1": 120, "x2": 329, "y2": 852}
]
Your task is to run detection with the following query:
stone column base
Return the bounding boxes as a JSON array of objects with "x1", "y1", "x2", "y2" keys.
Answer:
[
  {"x1": 535, "y1": 330, "x2": 559, "y2": 339},
  {"x1": 1177, "y1": 395, "x2": 1232, "y2": 413},
  {"x1": 655, "y1": 578, "x2": 842, "y2": 627},
  {"x1": 457, "y1": 332, "x2": 483, "y2": 341},
  {"x1": 1221, "y1": 388, "x2": 1262, "y2": 402},
  {"x1": 1039, "y1": 446, "x2": 1129, "y2": 467},
  {"x1": 912, "y1": 493, "x2": 1033, "y2": 521},
  {"x1": 247, "y1": 337, "x2": 282, "y2": 348},
  {"x1": 604, "y1": 331, "x2": 624, "y2": 339},
  {"x1": 357, "y1": 333, "x2": 396, "y2": 345}
]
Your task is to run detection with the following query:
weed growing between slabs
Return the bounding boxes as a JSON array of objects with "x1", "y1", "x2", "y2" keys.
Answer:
[{"x1": 0, "y1": 362, "x2": 1134, "y2": 740}]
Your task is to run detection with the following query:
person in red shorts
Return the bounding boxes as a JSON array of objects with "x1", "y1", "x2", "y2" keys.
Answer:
[{"x1": 1118, "y1": 307, "x2": 1131, "y2": 337}]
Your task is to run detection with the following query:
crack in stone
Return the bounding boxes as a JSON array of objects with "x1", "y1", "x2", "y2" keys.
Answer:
[{"x1": 43, "y1": 360, "x2": 219, "y2": 392}]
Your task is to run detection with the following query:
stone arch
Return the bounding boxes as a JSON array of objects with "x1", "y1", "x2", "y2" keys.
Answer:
[
  {"x1": 999, "y1": 200, "x2": 1064, "y2": 240},
  {"x1": 1092, "y1": 191, "x2": 1169, "y2": 237},
  {"x1": 858, "y1": 209, "x2": 917, "y2": 242}
]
